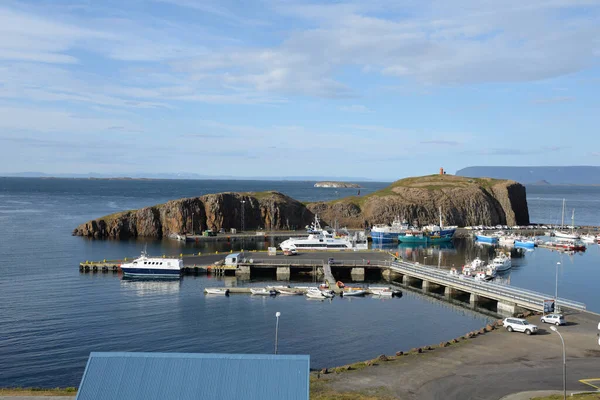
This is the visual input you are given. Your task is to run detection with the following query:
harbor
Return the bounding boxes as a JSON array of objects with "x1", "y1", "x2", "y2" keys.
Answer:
[
  {"x1": 4, "y1": 178, "x2": 600, "y2": 390},
  {"x1": 79, "y1": 248, "x2": 587, "y2": 315}
]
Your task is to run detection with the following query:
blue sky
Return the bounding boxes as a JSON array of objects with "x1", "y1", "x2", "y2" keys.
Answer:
[{"x1": 0, "y1": 0, "x2": 599, "y2": 181}]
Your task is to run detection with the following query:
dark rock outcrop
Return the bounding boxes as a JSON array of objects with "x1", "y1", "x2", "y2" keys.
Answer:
[
  {"x1": 73, "y1": 175, "x2": 529, "y2": 239},
  {"x1": 73, "y1": 192, "x2": 314, "y2": 239},
  {"x1": 306, "y1": 174, "x2": 529, "y2": 228}
]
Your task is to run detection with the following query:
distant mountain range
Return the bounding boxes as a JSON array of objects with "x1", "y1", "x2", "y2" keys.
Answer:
[
  {"x1": 0, "y1": 172, "x2": 376, "y2": 182},
  {"x1": 456, "y1": 166, "x2": 600, "y2": 185}
]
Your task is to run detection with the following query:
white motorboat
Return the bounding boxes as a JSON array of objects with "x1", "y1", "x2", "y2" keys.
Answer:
[
  {"x1": 369, "y1": 287, "x2": 394, "y2": 297},
  {"x1": 469, "y1": 257, "x2": 486, "y2": 269},
  {"x1": 280, "y1": 215, "x2": 368, "y2": 251},
  {"x1": 204, "y1": 288, "x2": 229, "y2": 295},
  {"x1": 250, "y1": 288, "x2": 277, "y2": 296},
  {"x1": 120, "y1": 249, "x2": 183, "y2": 278},
  {"x1": 342, "y1": 288, "x2": 366, "y2": 297},
  {"x1": 306, "y1": 287, "x2": 333, "y2": 299},
  {"x1": 277, "y1": 288, "x2": 303, "y2": 295},
  {"x1": 371, "y1": 289, "x2": 393, "y2": 297},
  {"x1": 581, "y1": 234, "x2": 597, "y2": 243},
  {"x1": 490, "y1": 253, "x2": 512, "y2": 272}
]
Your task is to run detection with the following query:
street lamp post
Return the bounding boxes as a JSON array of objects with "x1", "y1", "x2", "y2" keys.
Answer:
[
  {"x1": 550, "y1": 326, "x2": 566, "y2": 400},
  {"x1": 275, "y1": 311, "x2": 281, "y2": 354},
  {"x1": 555, "y1": 262, "x2": 561, "y2": 312}
]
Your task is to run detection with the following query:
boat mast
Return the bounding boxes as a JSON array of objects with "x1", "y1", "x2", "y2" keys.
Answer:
[
  {"x1": 561, "y1": 199, "x2": 565, "y2": 229},
  {"x1": 439, "y1": 206, "x2": 443, "y2": 228},
  {"x1": 571, "y1": 209, "x2": 575, "y2": 234}
]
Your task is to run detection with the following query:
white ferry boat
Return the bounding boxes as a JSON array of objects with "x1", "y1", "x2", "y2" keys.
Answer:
[
  {"x1": 281, "y1": 215, "x2": 368, "y2": 251},
  {"x1": 120, "y1": 249, "x2": 183, "y2": 278}
]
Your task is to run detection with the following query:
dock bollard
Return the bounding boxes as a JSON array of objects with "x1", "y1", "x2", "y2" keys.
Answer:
[{"x1": 180, "y1": 253, "x2": 183, "y2": 258}]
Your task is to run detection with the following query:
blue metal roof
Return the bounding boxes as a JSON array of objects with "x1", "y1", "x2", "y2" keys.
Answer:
[{"x1": 76, "y1": 352, "x2": 309, "y2": 400}]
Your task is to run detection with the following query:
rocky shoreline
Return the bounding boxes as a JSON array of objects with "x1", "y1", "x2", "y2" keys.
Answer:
[
  {"x1": 314, "y1": 181, "x2": 361, "y2": 188},
  {"x1": 73, "y1": 174, "x2": 530, "y2": 239}
]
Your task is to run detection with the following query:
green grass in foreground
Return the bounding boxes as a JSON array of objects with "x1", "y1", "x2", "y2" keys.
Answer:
[
  {"x1": 310, "y1": 377, "x2": 396, "y2": 400},
  {"x1": 531, "y1": 394, "x2": 600, "y2": 400},
  {"x1": 0, "y1": 387, "x2": 77, "y2": 396}
]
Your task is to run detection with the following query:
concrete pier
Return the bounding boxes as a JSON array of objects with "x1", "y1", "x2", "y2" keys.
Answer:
[
  {"x1": 350, "y1": 267, "x2": 365, "y2": 281},
  {"x1": 276, "y1": 267, "x2": 290, "y2": 280}
]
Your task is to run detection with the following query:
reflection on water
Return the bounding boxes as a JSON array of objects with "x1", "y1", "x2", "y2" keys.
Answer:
[{"x1": 120, "y1": 277, "x2": 182, "y2": 296}]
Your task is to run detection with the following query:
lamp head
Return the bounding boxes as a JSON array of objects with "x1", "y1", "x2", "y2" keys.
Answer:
[
  {"x1": 550, "y1": 326, "x2": 558, "y2": 332},
  {"x1": 276, "y1": 312, "x2": 281, "y2": 317},
  {"x1": 557, "y1": 262, "x2": 561, "y2": 265}
]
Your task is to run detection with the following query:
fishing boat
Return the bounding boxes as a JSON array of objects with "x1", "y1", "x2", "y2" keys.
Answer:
[
  {"x1": 342, "y1": 287, "x2": 366, "y2": 297},
  {"x1": 204, "y1": 288, "x2": 230, "y2": 295},
  {"x1": 398, "y1": 207, "x2": 456, "y2": 244},
  {"x1": 490, "y1": 253, "x2": 511, "y2": 272},
  {"x1": 553, "y1": 199, "x2": 580, "y2": 239},
  {"x1": 371, "y1": 216, "x2": 410, "y2": 242},
  {"x1": 547, "y1": 239, "x2": 586, "y2": 251},
  {"x1": 475, "y1": 232, "x2": 499, "y2": 244},
  {"x1": 280, "y1": 215, "x2": 368, "y2": 251},
  {"x1": 120, "y1": 249, "x2": 183, "y2": 278},
  {"x1": 250, "y1": 288, "x2": 277, "y2": 296},
  {"x1": 514, "y1": 238, "x2": 535, "y2": 249}
]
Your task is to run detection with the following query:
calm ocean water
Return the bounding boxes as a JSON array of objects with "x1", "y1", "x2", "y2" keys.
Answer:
[{"x1": 0, "y1": 178, "x2": 599, "y2": 388}]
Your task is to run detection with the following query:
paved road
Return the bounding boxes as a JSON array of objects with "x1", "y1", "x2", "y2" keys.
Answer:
[
  {"x1": 183, "y1": 250, "x2": 394, "y2": 267},
  {"x1": 322, "y1": 310, "x2": 600, "y2": 400}
]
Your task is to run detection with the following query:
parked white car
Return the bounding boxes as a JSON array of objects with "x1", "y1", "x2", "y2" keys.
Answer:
[
  {"x1": 540, "y1": 314, "x2": 565, "y2": 326},
  {"x1": 503, "y1": 318, "x2": 538, "y2": 335}
]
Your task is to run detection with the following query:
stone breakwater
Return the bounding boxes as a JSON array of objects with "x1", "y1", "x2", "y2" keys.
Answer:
[{"x1": 73, "y1": 175, "x2": 530, "y2": 239}]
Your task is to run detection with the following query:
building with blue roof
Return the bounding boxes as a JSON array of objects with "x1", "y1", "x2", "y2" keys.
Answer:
[{"x1": 75, "y1": 352, "x2": 309, "y2": 400}]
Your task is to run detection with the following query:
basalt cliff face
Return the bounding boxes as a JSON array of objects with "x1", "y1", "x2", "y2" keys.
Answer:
[
  {"x1": 73, "y1": 175, "x2": 529, "y2": 239},
  {"x1": 72, "y1": 192, "x2": 314, "y2": 239},
  {"x1": 307, "y1": 175, "x2": 529, "y2": 229}
]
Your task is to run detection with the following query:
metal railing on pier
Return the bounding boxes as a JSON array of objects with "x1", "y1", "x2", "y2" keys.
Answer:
[{"x1": 389, "y1": 261, "x2": 586, "y2": 311}]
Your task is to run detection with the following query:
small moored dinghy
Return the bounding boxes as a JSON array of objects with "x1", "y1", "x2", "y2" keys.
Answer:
[
  {"x1": 250, "y1": 288, "x2": 277, "y2": 296},
  {"x1": 204, "y1": 288, "x2": 229, "y2": 295},
  {"x1": 342, "y1": 288, "x2": 366, "y2": 297}
]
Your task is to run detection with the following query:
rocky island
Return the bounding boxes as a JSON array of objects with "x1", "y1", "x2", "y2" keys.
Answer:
[
  {"x1": 314, "y1": 181, "x2": 361, "y2": 188},
  {"x1": 73, "y1": 174, "x2": 529, "y2": 239}
]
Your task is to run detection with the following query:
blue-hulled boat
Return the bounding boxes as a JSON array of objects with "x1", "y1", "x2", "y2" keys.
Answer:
[
  {"x1": 371, "y1": 216, "x2": 409, "y2": 242},
  {"x1": 475, "y1": 233, "x2": 499, "y2": 244},
  {"x1": 514, "y1": 239, "x2": 535, "y2": 249},
  {"x1": 120, "y1": 250, "x2": 183, "y2": 278}
]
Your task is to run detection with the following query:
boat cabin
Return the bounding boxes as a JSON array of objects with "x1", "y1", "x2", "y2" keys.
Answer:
[{"x1": 225, "y1": 253, "x2": 241, "y2": 267}]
